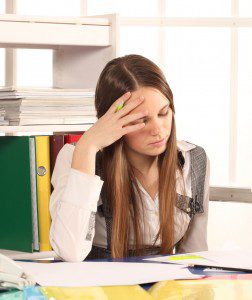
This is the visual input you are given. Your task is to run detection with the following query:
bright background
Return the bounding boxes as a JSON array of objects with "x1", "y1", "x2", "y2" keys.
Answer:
[{"x1": 0, "y1": 0, "x2": 252, "y2": 250}]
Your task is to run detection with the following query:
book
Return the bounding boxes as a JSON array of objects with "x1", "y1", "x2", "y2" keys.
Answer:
[
  {"x1": 35, "y1": 136, "x2": 52, "y2": 251},
  {"x1": 0, "y1": 137, "x2": 33, "y2": 252}
]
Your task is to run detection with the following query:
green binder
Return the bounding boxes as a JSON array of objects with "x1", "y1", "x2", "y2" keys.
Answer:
[{"x1": 0, "y1": 137, "x2": 33, "y2": 252}]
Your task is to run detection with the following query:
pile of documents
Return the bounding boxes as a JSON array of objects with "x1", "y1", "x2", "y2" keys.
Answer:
[
  {"x1": 0, "y1": 106, "x2": 9, "y2": 125},
  {"x1": 17, "y1": 261, "x2": 202, "y2": 287},
  {"x1": 0, "y1": 87, "x2": 97, "y2": 125},
  {"x1": 143, "y1": 250, "x2": 252, "y2": 272}
]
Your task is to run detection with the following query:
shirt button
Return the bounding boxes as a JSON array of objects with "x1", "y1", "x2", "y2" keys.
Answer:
[{"x1": 186, "y1": 207, "x2": 191, "y2": 212}]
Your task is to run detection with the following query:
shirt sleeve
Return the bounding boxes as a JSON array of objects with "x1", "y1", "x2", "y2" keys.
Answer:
[
  {"x1": 49, "y1": 144, "x2": 104, "y2": 262},
  {"x1": 176, "y1": 154, "x2": 210, "y2": 253}
]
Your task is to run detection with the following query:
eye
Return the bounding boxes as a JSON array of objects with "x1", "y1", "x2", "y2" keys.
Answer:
[
  {"x1": 159, "y1": 110, "x2": 169, "y2": 117},
  {"x1": 138, "y1": 117, "x2": 147, "y2": 124},
  {"x1": 131, "y1": 117, "x2": 147, "y2": 125}
]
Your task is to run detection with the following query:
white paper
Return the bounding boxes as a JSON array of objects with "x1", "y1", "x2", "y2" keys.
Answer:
[
  {"x1": 143, "y1": 250, "x2": 252, "y2": 271},
  {"x1": 17, "y1": 261, "x2": 202, "y2": 287}
]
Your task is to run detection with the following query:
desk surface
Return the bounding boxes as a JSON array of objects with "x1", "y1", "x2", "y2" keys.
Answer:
[{"x1": 1, "y1": 254, "x2": 252, "y2": 300}]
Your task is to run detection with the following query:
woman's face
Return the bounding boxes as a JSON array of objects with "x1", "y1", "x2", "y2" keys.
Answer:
[{"x1": 123, "y1": 87, "x2": 173, "y2": 156}]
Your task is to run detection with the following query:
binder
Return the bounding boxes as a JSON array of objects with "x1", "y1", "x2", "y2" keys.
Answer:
[
  {"x1": 29, "y1": 137, "x2": 40, "y2": 251},
  {"x1": 0, "y1": 137, "x2": 33, "y2": 252},
  {"x1": 49, "y1": 134, "x2": 65, "y2": 178},
  {"x1": 64, "y1": 132, "x2": 83, "y2": 145},
  {"x1": 35, "y1": 136, "x2": 52, "y2": 251}
]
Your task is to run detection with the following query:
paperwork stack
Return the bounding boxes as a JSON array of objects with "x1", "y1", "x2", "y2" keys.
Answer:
[
  {"x1": 0, "y1": 106, "x2": 9, "y2": 125},
  {"x1": 0, "y1": 87, "x2": 97, "y2": 125}
]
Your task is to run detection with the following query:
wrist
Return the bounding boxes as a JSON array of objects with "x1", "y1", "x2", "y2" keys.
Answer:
[
  {"x1": 71, "y1": 144, "x2": 98, "y2": 175},
  {"x1": 75, "y1": 136, "x2": 100, "y2": 154}
]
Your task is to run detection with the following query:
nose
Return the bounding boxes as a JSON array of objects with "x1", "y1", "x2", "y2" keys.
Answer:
[{"x1": 149, "y1": 118, "x2": 162, "y2": 136}]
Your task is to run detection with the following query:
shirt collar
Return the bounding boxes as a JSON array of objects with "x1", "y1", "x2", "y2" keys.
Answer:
[{"x1": 177, "y1": 140, "x2": 196, "y2": 152}]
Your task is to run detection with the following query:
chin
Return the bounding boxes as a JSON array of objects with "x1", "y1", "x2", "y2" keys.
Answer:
[{"x1": 141, "y1": 146, "x2": 167, "y2": 156}]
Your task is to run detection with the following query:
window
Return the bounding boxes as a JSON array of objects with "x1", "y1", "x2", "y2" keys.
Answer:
[
  {"x1": 0, "y1": 2, "x2": 5, "y2": 87},
  {"x1": 16, "y1": 0, "x2": 81, "y2": 16},
  {"x1": 94, "y1": 1, "x2": 250, "y2": 189},
  {"x1": 239, "y1": 0, "x2": 252, "y2": 17},
  {"x1": 120, "y1": 26, "x2": 160, "y2": 66},
  {"x1": 0, "y1": 1, "x2": 5, "y2": 13},
  {"x1": 165, "y1": 0, "x2": 231, "y2": 17},
  {"x1": 87, "y1": 0, "x2": 159, "y2": 17},
  {"x1": 16, "y1": 49, "x2": 52, "y2": 87},
  {"x1": 236, "y1": 29, "x2": 252, "y2": 187},
  {"x1": 0, "y1": 49, "x2": 4, "y2": 87},
  {"x1": 164, "y1": 27, "x2": 230, "y2": 186}
]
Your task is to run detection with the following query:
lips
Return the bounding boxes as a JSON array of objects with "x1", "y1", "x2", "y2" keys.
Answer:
[{"x1": 149, "y1": 138, "x2": 165, "y2": 145}]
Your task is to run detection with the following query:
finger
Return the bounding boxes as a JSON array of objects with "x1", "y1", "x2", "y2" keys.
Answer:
[
  {"x1": 120, "y1": 110, "x2": 148, "y2": 126},
  {"x1": 122, "y1": 122, "x2": 146, "y2": 135},
  {"x1": 107, "y1": 91, "x2": 131, "y2": 115},
  {"x1": 116, "y1": 95, "x2": 145, "y2": 118}
]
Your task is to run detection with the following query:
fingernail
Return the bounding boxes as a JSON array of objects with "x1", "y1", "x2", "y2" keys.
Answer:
[
  {"x1": 116, "y1": 102, "x2": 124, "y2": 112},
  {"x1": 140, "y1": 95, "x2": 144, "y2": 100},
  {"x1": 125, "y1": 91, "x2": 131, "y2": 97}
]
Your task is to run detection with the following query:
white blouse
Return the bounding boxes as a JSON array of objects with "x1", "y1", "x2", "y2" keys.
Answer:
[{"x1": 49, "y1": 140, "x2": 210, "y2": 262}]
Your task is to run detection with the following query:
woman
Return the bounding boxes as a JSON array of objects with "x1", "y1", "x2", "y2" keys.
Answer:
[{"x1": 50, "y1": 54, "x2": 210, "y2": 262}]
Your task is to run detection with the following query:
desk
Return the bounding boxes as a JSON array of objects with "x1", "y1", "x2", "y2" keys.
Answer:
[{"x1": 1, "y1": 254, "x2": 252, "y2": 299}]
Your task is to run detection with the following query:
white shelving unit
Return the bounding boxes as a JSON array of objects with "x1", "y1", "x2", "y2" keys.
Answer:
[
  {"x1": 0, "y1": 13, "x2": 119, "y2": 259},
  {"x1": 0, "y1": 124, "x2": 94, "y2": 136},
  {"x1": 0, "y1": 13, "x2": 119, "y2": 136}
]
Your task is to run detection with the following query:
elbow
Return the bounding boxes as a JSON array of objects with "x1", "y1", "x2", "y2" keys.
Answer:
[
  {"x1": 59, "y1": 250, "x2": 88, "y2": 263},
  {"x1": 50, "y1": 234, "x2": 91, "y2": 262}
]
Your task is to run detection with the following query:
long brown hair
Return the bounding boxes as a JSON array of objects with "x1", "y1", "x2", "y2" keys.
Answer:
[{"x1": 95, "y1": 54, "x2": 183, "y2": 258}]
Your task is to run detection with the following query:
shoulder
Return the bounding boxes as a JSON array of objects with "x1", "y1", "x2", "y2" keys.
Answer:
[
  {"x1": 177, "y1": 140, "x2": 204, "y2": 153},
  {"x1": 178, "y1": 140, "x2": 207, "y2": 157},
  {"x1": 177, "y1": 140, "x2": 210, "y2": 168}
]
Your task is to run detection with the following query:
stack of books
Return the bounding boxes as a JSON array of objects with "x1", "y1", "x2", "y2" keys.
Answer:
[{"x1": 0, "y1": 87, "x2": 97, "y2": 125}]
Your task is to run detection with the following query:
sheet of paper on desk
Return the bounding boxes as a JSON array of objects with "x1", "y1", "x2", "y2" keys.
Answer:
[
  {"x1": 143, "y1": 250, "x2": 252, "y2": 271},
  {"x1": 17, "y1": 261, "x2": 203, "y2": 287}
]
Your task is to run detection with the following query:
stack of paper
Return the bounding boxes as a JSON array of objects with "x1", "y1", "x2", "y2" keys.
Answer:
[
  {"x1": 0, "y1": 106, "x2": 9, "y2": 125},
  {"x1": 0, "y1": 87, "x2": 97, "y2": 125},
  {"x1": 17, "y1": 261, "x2": 203, "y2": 287},
  {"x1": 143, "y1": 250, "x2": 252, "y2": 272}
]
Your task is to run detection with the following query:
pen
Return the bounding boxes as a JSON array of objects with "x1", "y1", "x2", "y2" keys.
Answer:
[{"x1": 188, "y1": 264, "x2": 252, "y2": 273}]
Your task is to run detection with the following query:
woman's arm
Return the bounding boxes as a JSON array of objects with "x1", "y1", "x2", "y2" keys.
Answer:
[
  {"x1": 49, "y1": 144, "x2": 104, "y2": 262},
  {"x1": 176, "y1": 154, "x2": 210, "y2": 253}
]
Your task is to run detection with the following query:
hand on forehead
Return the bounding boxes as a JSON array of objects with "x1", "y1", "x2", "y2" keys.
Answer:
[{"x1": 125, "y1": 87, "x2": 170, "y2": 114}]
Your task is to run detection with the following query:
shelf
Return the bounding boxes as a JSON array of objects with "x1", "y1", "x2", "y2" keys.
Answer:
[
  {"x1": 0, "y1": 124, "x2": 93, "y2": 135},
  {"x1": 0, "y1": 14, "x2": 110, "y2": 48},
  {"x1": 0, "y1": 248, "x2": 58, "y2": 260}
]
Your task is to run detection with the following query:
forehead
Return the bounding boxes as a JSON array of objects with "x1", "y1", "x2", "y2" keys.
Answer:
[{"x1": 127, "y1": 87, "x2": 169, "y2": 113}]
